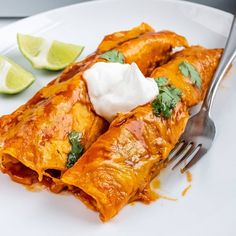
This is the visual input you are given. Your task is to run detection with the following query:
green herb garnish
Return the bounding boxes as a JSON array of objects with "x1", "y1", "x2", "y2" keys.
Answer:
[
  {"x1": 100, "y1": 49, "x2": 124, "y2": 63},
  {"x1": 179, "y1": 61, "x2": 201, "y2": 88},
  {"x1": 152, "y1": 77, "x2": 182, "y2": 118},
  {"x1": 67, "y1": 131, "x2": 84, "y2": 168},
  {"x1": 155, "y1": 77, "x2": 169, "y2": 87}
]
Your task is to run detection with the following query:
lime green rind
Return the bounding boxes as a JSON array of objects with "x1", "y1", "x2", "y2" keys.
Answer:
[
  {"x1": 17, "y1": 33, "x2": 43, "y2": 57},
  {"x1": 17, "y1": 33, "x2": 43, "y2": 69},
  {"x1": 39, "y1": 45, "x2": 84, "y2": 71},
  {"x1": 47, "y1": 41, "x2": 84, "y2": 68},
  {"x1": 17, "y1": 33, "x2": 84, "y2": 71},
  {"x1": 0, "y1": 55, "x2": 35, "y2": 95},
  {"x1": 0, "y1": 78, "x2": 35, "y2": 94}
]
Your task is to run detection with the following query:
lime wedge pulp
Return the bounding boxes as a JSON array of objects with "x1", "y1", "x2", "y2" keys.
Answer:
[
  {"x1": 0, "y1": 56, "x2": 35, "y2": 94},
  {"x1": 17, "y1": 34, "x2": 84, "y2": 70}
]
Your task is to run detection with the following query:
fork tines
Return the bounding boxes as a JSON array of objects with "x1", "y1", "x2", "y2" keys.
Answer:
[{"x1": 168, "y1": 140, "x2": 203, "y2": 172}]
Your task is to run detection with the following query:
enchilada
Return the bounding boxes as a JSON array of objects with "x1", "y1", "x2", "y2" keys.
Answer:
[
  {"x1": 0, "y1": 24, "x2": 188, "y2": 192},
  {"x1": 62, "y1": 46, "x2": 223, "y2": 221}
]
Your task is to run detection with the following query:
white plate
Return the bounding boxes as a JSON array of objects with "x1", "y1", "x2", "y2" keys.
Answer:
[{"x1": 0, "y1": 0, "x2": 235, "y2": 235}]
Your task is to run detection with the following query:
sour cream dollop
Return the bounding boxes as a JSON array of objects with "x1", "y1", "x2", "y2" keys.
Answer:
[{"x1": 83, "y1": 62, "x2": 159, "y2": 122}]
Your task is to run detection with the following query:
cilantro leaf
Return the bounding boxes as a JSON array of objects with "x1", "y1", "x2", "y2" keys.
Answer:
[
  {"x1": 155, "y1": 77, "x2": 168, "y2": 87},
  {"x1": 67, "y1": 131, "x2": 84, "y2": 168},
  {"x1": 179, "y1": 61, "x2": 201, "y2": 88},
  {"x1": 152, "y1": 78, "x2": 182, "y2": 118},
  {"x1": 100, "y1": 49, "x2": 124, "y2": 63}
]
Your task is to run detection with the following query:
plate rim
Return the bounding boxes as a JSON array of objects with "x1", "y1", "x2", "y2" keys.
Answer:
[
  {"x1": 0, "y1": 0, "x2": 235, "y2": 234},
  {"x1": 0, "y1": 0, "x2": 233, "y2": 34}
]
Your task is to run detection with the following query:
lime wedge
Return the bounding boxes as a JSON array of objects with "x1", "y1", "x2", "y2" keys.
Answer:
[
  {"x1": 17, "y1": 34, "x2": 84, "y2": 71},
  {"x1": 0, "y1": 56, "x2": 35, "y2": 94}
]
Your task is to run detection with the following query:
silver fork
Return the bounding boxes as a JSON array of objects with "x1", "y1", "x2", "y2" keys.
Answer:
[{"x1": 168, "y1": 13, "x2": 236, "y2": 173}]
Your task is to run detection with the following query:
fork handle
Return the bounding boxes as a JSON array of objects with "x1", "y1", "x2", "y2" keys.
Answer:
[{"x1": 202, "y1": 12, "x2": 236, "y2": 112}]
